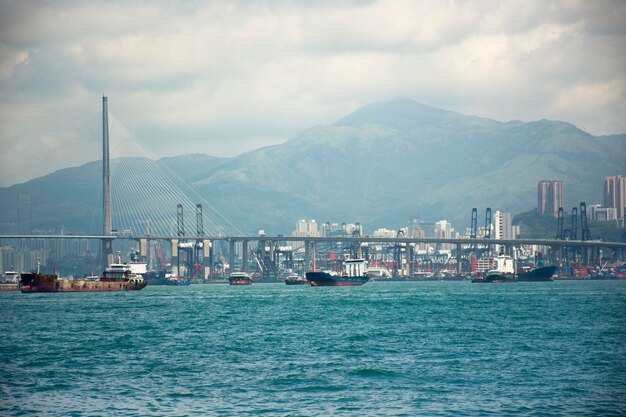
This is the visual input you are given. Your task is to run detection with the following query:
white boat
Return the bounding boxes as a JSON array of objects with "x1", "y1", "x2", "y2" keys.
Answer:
[{"x1": 228, "y1": 271, "x2": 252, "y2": 285}]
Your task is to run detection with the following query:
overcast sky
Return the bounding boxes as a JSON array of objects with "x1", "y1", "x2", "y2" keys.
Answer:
[{"x1": 1, "y1": 0, "x2": 625, "y2": 186}]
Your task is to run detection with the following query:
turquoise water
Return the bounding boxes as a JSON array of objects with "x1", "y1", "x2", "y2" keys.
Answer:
[{"x1": 1, "y1": 281, "x2": 625, "y2": 416}]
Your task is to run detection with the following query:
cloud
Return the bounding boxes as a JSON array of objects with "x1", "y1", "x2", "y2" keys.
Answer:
[{"x1": 0, "y1": 0, "x2": 624, "y2": 186}]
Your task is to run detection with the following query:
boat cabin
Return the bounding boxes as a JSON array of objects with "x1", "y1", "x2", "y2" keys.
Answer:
[
  {"x1": 490, "y1": 256, "x2": 515, "y2": 275},
  {"x1": 344, "y1": 259, "x2": 367, "y2": 277}
]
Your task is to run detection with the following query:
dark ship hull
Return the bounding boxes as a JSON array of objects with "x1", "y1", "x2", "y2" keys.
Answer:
[
  {"x1": 471, "y1": 273, "x2": 517, "y2": 283},
  {"x1": 516, "y1": 266, "x2": 557, "y2": 282},
  {"x1": 20, "y1": 273, "x2": 147, "y2": 293},
  {"x1": 305, "y1": 271, "x2": 369, "y2": 286}
]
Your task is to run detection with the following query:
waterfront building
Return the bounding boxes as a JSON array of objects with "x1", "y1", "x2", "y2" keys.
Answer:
[
  {"x1": 589, "y1": 205, "x2": 618, "y2": 222},
  {"x1": 604, "y1": 175, "x2": 626, "y2": 219},
  {"x1": 372, "y1": 228, "x2": 398, "y2": 238},
  {"x1": 493, "y1": 211, "x2": 515, "y2": 253},
  {"x1": 291, "y1": 219, "x2": 319, "y2": 250},
  {"x1": 435, "y1": 220, "x2": 454, "y2": 250},
  {"x1": 538, "y1": 180, "x2": 564, "y2": 217},
  {"x1": 493, "y1": 211, "x2": 513, "y2": 240}
]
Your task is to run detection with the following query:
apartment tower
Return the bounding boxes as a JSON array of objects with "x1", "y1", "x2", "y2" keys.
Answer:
[
  {"x1": 603, "y1": 175, "x2": 626, "y2": 219},
  {"x1": 538, "y1": 180, "x2": 563, "y2": 217}
]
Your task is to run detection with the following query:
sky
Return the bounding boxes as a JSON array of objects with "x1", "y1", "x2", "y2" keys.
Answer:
[{"x1": 0, "y1": 0, "x2": 625, "y2": 186}]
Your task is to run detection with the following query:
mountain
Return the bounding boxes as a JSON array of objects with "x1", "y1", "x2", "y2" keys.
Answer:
[
  {"x1": 1, "y1": 98, "x2": 624, "y2": 235},
  {"x1": 189, "y1": 98, "x2": 625, "y2": 232}
]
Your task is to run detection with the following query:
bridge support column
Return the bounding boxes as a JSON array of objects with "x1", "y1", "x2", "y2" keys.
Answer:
[
  {"x1": 139, "y1": 238, "x2": 148, "y2": 262},
  {"x1": 456, "y1": 243, "x2": 462, "y2": 275},
  {"x1": 311, "y1": 241, "x2": 316, "y2": 272},
  {"x1": 242, "y1": 240, "x2": 249, "y2": 272},
  {"x1": 408, "y1": 244, "x2": 414, "y2": 277},
  {"x1": 170, "y1": 239, "x2": 179, "y2": 277},
  {"x1": 305, "y1": 240, "x2": 316, "y2": 272},
  {"x1": 229, "y1": 240, "x2": 235, "y2": 273},
  {"x1": 203, "y1": 239, "x2": 211, "y2": 280},
  {"x1": 304, "y1": 241, "x2": 310, "y2": 273},
  {"x1": 552, "y1": 245, "x2": 560, "y2": 266},
  {"x1": 101, "y1": 238, "x2": 114, "y2": 270},
  {"x1": 581, "y1": 246, "x2": 589, "y2": 266}
]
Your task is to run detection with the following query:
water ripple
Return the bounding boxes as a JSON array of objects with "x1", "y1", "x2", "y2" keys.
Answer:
[{"x1": 1, "y1": 281, "x2": 625, "y2": 416}]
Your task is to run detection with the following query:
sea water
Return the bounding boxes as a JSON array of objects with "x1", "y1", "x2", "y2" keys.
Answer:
[{"x1": 1, "y1": 281, "x2": 625, "y2": 416}]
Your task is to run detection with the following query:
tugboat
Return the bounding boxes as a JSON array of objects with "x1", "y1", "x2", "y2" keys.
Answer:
[
  {"x1": 228, "y1": 271, "x2": 252, "y2": 285},
  {"x1": 20, "y1": 256, "x2": 147, "y2": 293},
  {"x1": 1, "y1": 269, "x2": 20, "y2": 291},
  {"x1": 306, "y1": 258, "x2": 369, "y2": 286},
  {"x1": 284, "y1": 273, "x2": 307, "y2": 285}
]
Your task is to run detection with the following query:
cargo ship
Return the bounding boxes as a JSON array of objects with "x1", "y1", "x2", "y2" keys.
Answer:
[
  {"x1": 472, "y1": 255, "x2": 556, "y2": 283},
  {"x1": 306, "y1": 258, "x2": 369, "y2": 286},
  {"x1": 228, "y1": 271, "x2": 252, "y2": 285},
  {"x1": 472, "y1": 271, "x2": 517, "y2": 283},
  {"x1": 472, "y1": 255, "x2": 517, "y2": 283},
  {"x1": 20, "y1": 259, "x2": 147, "y2": 293},
  {"x1": 516, "y1": 265, "x2": 557, "y2": 282}
]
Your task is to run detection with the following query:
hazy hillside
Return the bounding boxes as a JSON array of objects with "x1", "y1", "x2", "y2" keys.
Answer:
[
  {"x1": 1, "y1": 98, "x2": 624, "y2": 235},
  {"x1": 190, "y1": 99, "x2": 626, "y2": 232}
]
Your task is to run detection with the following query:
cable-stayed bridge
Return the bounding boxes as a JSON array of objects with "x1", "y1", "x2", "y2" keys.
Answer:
[
  {"x1": 6, "y1": 97, "x2": 240, "y2": 237},
  {"x1": 1, "y1": 97, "x2": 625, "y2": 279}
]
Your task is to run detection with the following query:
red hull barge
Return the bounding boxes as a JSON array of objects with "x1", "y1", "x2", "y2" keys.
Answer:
[
  {"x1": 20, "y1": 273, "x2": 147, "y2": 293},
  {"x1": 20, "y1": 260, "x2": 147, "y2": 293}
]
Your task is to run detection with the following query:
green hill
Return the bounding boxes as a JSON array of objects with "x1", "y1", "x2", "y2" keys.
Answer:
[{"x1": 1, "y1": 98, "x2": 624, "y2": 235}]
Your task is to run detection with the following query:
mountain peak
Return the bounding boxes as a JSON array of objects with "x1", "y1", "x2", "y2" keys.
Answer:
[{"x1": 334, "y1": 98, "x2": 474, "y2": 130}]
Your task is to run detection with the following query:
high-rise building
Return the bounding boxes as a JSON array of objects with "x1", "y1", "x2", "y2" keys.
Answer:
[
  {"x1": 493, "y1": 211, "x2": 513, "y2": 240},
  {"x1": 538, "y1": 180, "x2": 563, "y2": 217},
  {"x1": 604, "y1": 175, "x2": 626, "y2": 219},
  {"x1": 435, "y1": 220, "x2": 454, "y2": 250},
  {"x1": 291, "y1": 219, "x2": 319, "y2": 250}
]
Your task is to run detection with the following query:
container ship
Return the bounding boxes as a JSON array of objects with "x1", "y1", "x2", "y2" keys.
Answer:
[
  {"x1": 20, "y1": 259, "x2": 147, "y2": 293},
  {"x1": 306, "y1": 258, "x2": 369, "y2": 286}
]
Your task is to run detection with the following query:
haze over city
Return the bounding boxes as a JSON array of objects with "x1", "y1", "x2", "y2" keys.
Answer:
[{"x1": 1, "y1": 0, "x2": 625, "y2": 186}]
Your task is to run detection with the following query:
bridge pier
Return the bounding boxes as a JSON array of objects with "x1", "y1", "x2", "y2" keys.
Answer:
[
  {"x1": 228, "y1": 240, "x2": 236, "y2": 273},
  {"x1": 305, "y1": 240, "x2": 316, "y2": 272},
  {"x1": 242, "y1": 240, "x2": 249, "y2": 272},
  {"x1": 202, "y1": 239, "x2": 211, "y2": 280},
  {"x1": 408, "y1": 244, "x2": 415, "y2": 277},
  {"x1": 139, "y1": 238, "x2": 148, "y2": 261},
  {"x1": 101, "y1": 238, "x2": 114, "y2": 270},
  {"x1": 170, "y1": 239, "x2": 179, "y2": 276},
  {"x1": 456, "y1": 243, "x2": 462, "y2": 275}
]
